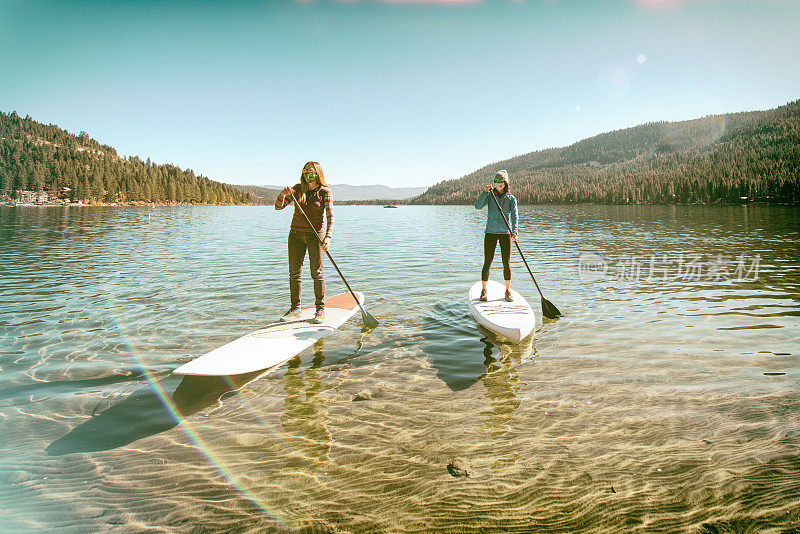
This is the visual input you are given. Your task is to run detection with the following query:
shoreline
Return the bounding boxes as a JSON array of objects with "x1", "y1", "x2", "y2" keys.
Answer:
[
  {"x1": 3, "y1": 201, "x2": 798, "y2": 208},
  {"x1": 1, "y1": 201, "x2": 250, "y2": 207}
]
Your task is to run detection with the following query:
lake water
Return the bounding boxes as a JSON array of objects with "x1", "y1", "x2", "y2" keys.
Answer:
[{"x1": 1, "y1": 204, "x2": 798, "y2": 532}]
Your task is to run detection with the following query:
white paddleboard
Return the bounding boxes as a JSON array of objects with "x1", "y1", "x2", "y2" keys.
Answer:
[
  {"x1": 173, "y1": 292, "x2": 364, "y2": 376},
  {"x1": 468, "y1": 280, "x2": 535, "y2": 342}
]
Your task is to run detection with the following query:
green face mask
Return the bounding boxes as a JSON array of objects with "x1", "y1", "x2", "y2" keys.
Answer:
[{"x1": 302, "y1": 171, "x2": 318, "y2": 183}]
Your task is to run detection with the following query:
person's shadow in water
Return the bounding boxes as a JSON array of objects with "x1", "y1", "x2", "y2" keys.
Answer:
[
  {"x1": 423, "y1": 301, "x2": 535, "y2": 438},
  {"x1": 45, "y1": 371, "x2": 265, "y2": 456},
  {"x1": 45, "y1": 332, "x2": 370, "y2": 457},
  {"x1": 422, "y1": 302, "x2": 534, "y2": 391}
]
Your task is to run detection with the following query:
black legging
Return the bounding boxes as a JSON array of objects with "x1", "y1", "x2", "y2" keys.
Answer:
[{"x1": 482, "y1": 233, "x2": 511, "y2": 281}]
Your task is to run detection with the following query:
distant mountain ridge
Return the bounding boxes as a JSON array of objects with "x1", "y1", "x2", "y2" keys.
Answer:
[
  {"x1": 243, "y1": 183, "x2": 427, "y2": 202},
  {"x1": 326, "y1": 184, "x2": 427, "y2": 201},
  {"x1": 412, "y1": 99, "x2": 800, "y2": 205},
  {"x1": 231, "y1": 184, "x2": 280, "y2": 205}
]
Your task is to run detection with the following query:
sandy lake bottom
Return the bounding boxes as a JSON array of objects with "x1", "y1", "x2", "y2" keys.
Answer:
[{"x1": 1, "y1": 204, "x2": 798, "y2": 532}]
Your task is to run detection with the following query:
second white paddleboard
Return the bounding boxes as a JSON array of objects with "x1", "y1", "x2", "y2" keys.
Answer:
[
  {"x1": 468, "y1": 280, "x2": 535, "y2": 342},
  {"x1": 173, "y1": 292, "x2": 364, "y2": 376}
]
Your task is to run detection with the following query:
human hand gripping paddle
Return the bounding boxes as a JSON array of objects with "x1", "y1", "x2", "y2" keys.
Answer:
[
  {"x1": 289, "y1": 192, "x2": 379, "y2": 329},
  {"x1": 488, "y1": 190, "x2": 562, "y2": 319}
]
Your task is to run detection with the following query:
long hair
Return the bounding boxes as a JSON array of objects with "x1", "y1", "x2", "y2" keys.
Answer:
[{"x1": 294, "y1": 161, "x2": 328, "y2": 204}]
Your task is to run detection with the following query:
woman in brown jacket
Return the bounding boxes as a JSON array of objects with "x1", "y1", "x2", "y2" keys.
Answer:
[{"x1": 274, "y1": 161, "x2": 334, "y2": 324}]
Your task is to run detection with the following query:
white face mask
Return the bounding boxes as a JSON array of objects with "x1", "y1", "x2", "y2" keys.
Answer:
[{"x1": 493, "y1": 181, "x2": 505, "y2": 192}]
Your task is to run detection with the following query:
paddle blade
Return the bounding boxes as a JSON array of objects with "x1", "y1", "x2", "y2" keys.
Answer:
[
  {"x1": 541, "y1": 298, "x2": 562, "y2": 319},
  {"x1": 361, "y1": 309, "x2": 379, "y2": 330}
]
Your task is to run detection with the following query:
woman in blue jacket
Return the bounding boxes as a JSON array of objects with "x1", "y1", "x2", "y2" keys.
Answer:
[{"x1": 475, "y1": 170, "x2": 518, "y2": 302}]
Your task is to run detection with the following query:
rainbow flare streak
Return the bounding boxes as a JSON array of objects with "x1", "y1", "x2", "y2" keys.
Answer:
[{"x1": 104, "y1": 294, "x2": 291, "y2": 529}]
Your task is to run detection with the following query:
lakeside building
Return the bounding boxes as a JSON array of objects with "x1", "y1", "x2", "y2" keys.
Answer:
[{"x1": 7, "y1": 190, "x2": 72, "y2": 205}]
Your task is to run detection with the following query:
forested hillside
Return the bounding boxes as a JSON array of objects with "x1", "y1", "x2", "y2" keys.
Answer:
[
  {"x1": 413, "y1": 99, "x2": 800, "y2": 205},
  {"x1": 0, "y1": 111, "x2": 251, "y2": 204}
]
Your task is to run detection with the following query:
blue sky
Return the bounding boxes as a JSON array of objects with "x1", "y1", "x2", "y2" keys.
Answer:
[{"x1": 2, "y1": 0, "x2": 798, "y2": 187}]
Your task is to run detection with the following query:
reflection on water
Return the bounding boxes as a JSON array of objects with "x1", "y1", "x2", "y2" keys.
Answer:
[
  {"x1": 281, "y1": 339, "x2": 332, "y2": 468},
  {"x1": 479, "y1": 335, "x2": 534, "y2": 438},
  {"x1": 1, "y1": 204, "x2": 799, "y2": 532}
]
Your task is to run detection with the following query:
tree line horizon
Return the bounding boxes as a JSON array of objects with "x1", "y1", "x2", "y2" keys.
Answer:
[
  {"x1": 2, "y1": 99, "x2": 798, "y2": 206},
  {"x1": 411, "y1": 99, "x2": 799, "y2": 206}
]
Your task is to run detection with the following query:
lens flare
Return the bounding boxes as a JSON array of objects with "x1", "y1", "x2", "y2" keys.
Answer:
[
  {"x1": 98, "y1": 273, "x2": 322, "y2": 529},
  {"x1": 301, "y1": 0, "x2": 481, "y2": 4},
  {"x1": 157, "y1": 271, "x2": 330, "y2": 472},
  {"x1": 106, "y1": 311, "x2": 289, "y2": 527},
  {"x1": 634, "y1": 0, "x2": 685, "y2": 8},
  {"x1": 598, "y1": 65, "x2": 630, "y2": 98}
]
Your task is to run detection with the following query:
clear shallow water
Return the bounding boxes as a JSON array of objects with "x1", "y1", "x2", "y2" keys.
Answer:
[{"x1": 0, "y1": 204, "x2": 798, "y2": 532}]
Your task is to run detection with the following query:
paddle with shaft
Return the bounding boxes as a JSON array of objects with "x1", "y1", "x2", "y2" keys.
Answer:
[
  {"x1": 488, "y1": 189, "x2": 562, "y2": 319},
  {"x1": 289, "y1": 191, "x2": 379, "y2": 329}
]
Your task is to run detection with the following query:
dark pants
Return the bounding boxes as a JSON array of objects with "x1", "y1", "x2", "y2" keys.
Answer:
[
  {"x1": 482, "y1": 233, "x2": 511, "y2": 281},
  {"x1": 288, "y1": 230, "x2": 325, "y2": 309}
]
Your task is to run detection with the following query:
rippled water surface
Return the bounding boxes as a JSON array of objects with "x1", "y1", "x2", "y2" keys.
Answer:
[{"x1": 1, "y1": 205, "x2": 799, "y2": 532}]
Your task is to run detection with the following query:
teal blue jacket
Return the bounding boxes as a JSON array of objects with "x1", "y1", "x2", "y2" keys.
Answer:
[{"x1": 475, "y1": 190, "x2": 518, "y2": 234}]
